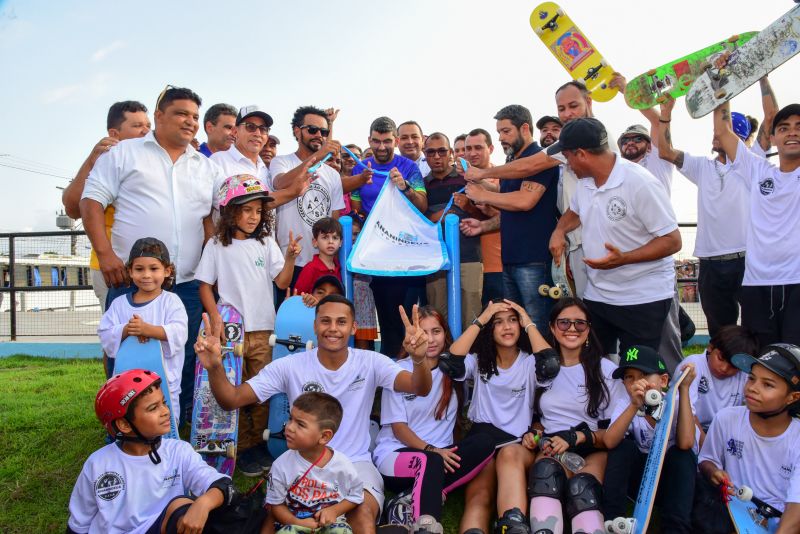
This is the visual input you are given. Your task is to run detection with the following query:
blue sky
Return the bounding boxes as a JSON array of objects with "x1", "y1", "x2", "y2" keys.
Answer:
[{"x1": 1, "y1": 0, "x2": 797, "y2": 257}]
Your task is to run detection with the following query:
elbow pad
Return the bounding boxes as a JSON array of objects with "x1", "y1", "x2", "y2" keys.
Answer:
[
  {"x1": 208, "y1": 477, "x2": 237, "y2": 507},
  {"x1": 535, "y1": 348, "x2": 561, "y2": 383},
  {"x1": 437, "y1": 352, "x2": 466, "y2": 380}
]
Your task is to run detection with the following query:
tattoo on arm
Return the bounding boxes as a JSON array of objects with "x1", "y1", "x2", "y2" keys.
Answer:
[
  {"x1": 671, "y1": 151, "x2": 685, "y2": 169},
  {"x1": 721, "y1": 108, "x2": 730, "y2": 122},
  {"x1": 664, "y1": 126, "x2": 673, "y2": 148},
  {"x1": 521, "y1": 181, "x2": 544, "y2": 193}
]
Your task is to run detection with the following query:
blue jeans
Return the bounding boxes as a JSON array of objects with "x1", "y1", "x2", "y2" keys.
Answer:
[
  {"x1": 105, "y1": 280, "x2": 202, "y2": 428},
  {"x1": 502, "y1": 262, "x2": 552, "y2": 333}
]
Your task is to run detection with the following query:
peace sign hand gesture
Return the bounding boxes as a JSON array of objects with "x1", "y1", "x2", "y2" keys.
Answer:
[
  {"x1": 285, "y1": 231, "x2": 303, "y2": 260},
  {"x1": 400, "y1": 304, "x2": 429, "y2": 360},
  {"x1": 194, "y1": 313, "x2": 223, "y2": 371}
]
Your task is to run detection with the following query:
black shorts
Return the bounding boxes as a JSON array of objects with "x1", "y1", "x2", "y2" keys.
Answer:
[{"x1": 466, "y1": 422, "x2": 519, "y2": 448}]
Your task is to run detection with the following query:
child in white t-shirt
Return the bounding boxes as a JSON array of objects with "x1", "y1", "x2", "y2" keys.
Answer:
[
  {"x1": 195, "y1": 174, "x2": 301, "y2": 476},
  {"x1": 602, "y1": 345, "x2": 699, "y2": 534},
  {"x1": 264, "y1": 392, "x2": 363, "y2": 534},
  {"x1": 697, "y1": 343, "x2": 800, "y2": 533},
  {"x1": 97, "y1": 237, "x2": 187, "y2": 429},
  {"x1": 67, "y1": 369, "x2": 233, "y2": 534}
]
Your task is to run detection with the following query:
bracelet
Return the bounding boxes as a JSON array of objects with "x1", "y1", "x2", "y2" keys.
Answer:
[
  {"x1": 411, "y1": 356, "x2": 425, "y2": 366},
  {"x1": 659, "y1": 119, "x2": 671, "y2": 123},
  {"x1": 424, "y1": 443, "x2": 435, "y2": 452},
  {"x1": 524, "y1": 323, "x2": 537, "y2": 334},
  {"x1": 471, "y1": 318, "x2": 485, "y2": 330}
]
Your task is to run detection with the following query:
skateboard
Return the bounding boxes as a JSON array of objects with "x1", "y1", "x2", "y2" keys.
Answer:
[
  {"x1": 686, "y1": 4, "x2": 800, "y2": 118},
  {"x1": 266, "y1": 296, "x2": 316, "y2": 459},
  {"x1": 605, "y1": 367, "x2": 691, "y2": 534},
  {"x1": 190, "y1": 304, "x2": 244, "y2": 476},
  {"x1": 539, "y1": 253, "x2": 573, "y2": 300},
  {"x1": 530, "y1": 2, "x2": 618, "y2": 102},
  {"x1": 115, "y1": 337, "x2": 179, "y2": 440},
  {"x1": 726, "y1": 484, "x2": 781, "y2": 533},
  {"x1": 625, "y1": 32, "x2": 757, "y2": 109}
]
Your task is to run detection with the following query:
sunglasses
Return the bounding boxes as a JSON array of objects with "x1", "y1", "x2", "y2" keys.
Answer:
[
  {"x1": 424, "y1": 148, "x2": 450, "y2": 158},
  {"x1": 242, "y1": 122, "x2": 270, "y2": 135},
  {"x1": 621, "y1": 135, "x2": 647, "y2": 145},
  {"x1": 555, "y1": 318, "x2": 590, "y2": 332},
  {"x1": 300, "y1": 125, "x2": 330, "y2": 137},
  {"x1": 155, "y1": 84, "x2": 177, "y2": 110}
]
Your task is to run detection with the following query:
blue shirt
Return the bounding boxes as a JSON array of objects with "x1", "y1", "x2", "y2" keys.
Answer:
[
  {"x1": 198, "y1": 142, "x2": 212, "y2": 158},
  {"x1": 350, "y1": 154, "x2": 424, "y2": 214}
]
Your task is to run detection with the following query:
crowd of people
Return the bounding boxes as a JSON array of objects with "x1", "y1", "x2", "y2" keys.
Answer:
[{"x1": 60, "y1": 77, "x2": 800, "y2": 534}]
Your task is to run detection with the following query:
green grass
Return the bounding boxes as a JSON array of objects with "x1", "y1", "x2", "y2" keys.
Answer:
[{"x1": 2, "y1": 347, "x2": 706, "y2": 533}]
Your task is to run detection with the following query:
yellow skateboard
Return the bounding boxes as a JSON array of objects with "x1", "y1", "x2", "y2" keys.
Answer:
[{"x1": 531, "y1": 2, "x2": 618, "y2": 102}]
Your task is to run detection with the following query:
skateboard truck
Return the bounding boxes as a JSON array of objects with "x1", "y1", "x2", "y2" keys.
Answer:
[
  {"x1": 636, "y1": 389, "x2": 665, "y2": 420},
  {"x1": 220, "y1": 344, "x2": 244, "y2": 357},
  {"x1": 533, "y1": 8, "x2": 564, "y2": 35},
  {"x1": 268, "y1": 333, "x2": 313, "y2": 352},
  {"x1": 736, "y1": 485, "x2": 783, "y2": 523},
  {"x1": 195, "y1": 440, "x2": 236, "y2": 459}
]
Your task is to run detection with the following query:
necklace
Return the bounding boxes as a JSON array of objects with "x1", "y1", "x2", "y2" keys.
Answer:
[{"x1": 714, "y1": 159, "x2": 729, "y2": 191}]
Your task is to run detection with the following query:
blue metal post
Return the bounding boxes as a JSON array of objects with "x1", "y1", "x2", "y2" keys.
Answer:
[
  {"x1": 339, "y1": 216, "x2": 354, "y2": 301},
  {"x1": 444, "y1": 214, "x2": 462, "y2": 336}
]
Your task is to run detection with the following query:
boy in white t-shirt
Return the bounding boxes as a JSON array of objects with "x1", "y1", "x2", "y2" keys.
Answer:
[
  {"x1": 67, "y1": 369, "x2": 234, "y2": 534},
  {"x1": 264, "y1": 392, "x2": 363, "y2": 534},
  {"x1": 602, "y1": 346, "x2": 699, "y2": 533},
  {"x1": 697, "y1": 343, "x2": 800, "y2": 533}
]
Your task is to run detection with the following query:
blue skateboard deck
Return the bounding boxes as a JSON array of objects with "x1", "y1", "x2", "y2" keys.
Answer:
[
  {"x1": 115, "y1": 337, "x2": 179, "y2": 440},
  {"x1": 266, "y1": 296, "x2": 316, "y2": 458},
  {"x1": 190, "y1": 304, "x2": 243, "y2": 476},
  {"x1": 727, "y1": 486, "x2": 781, "y2": 534}
]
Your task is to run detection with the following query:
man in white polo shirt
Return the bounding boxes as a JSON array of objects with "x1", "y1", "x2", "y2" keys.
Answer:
[
  {"x1": 80, "y1": 85, "x2": 224, "y2": 426},
  {"x1": 713, "y1": 101, "x2": 800, "y2": 346},
  {"x1": 549, "y1": 118, "x2": 682, "y2": 367}
]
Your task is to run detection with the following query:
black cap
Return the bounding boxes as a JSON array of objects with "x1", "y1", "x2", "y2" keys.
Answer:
[
  {"x1": 312, "y1": 275, "x2": 345, "y2": 296},
  {"x1": 612, "y1": 345, "x2": 668, "y2": 379},
  {"x1": 236, "y1": 105, "x2": 274, "y2": 128},
  {"x1": 732, "y1": 343, "x2": 800, "y2": 391},
  {"x1": 536, "y1": 115, "x2": 563, "y2": 130},
  {"x1": 128, "y1": 237, "x2": 170, "y2": 265},
  {"x1": 771, "y1": 103, "x2": 800, "y2": 134},
  {"x1": 546, "y1": 117, "x2": 608, "y2": 155}
]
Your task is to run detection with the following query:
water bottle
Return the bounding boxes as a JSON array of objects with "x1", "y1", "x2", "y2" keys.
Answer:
[{"x1": 553, "y1": 450, "x2": 586, "y2": 473}]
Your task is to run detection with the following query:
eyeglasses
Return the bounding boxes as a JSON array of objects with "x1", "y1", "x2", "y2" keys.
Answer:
[
  {"x1": 555, "y1": 318, "x2": 590, "y2": 332},
  {"x1": 155, "y1": 84, "x2": 177, "y2": 110},
  {"x1": 242, "y1": 122, "x2": 270, "y2": 135},
  {"x1": 300, "y1": 125, "x2": 330, "y2": 137},
  {"x1": 424, "y1": 148, "x2": 450, "y2": 158},
  {"x1": 621, "y1": 135, "x2": 647, "y2": 145}
]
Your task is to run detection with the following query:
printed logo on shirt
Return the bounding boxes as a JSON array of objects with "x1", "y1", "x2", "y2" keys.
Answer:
[
  {"x1": 287, "y1": 474, "x2": 342, "y2": 517},
  {"x1": 698, "y1": 376, "x2": 709, "y2": 394},
  {"x1": 254, "y1": 256, "x2": 265, "y2": 268},
  {"x1": 297, "y1": 182, "x2": 332, "y2": 226},
  {"x1": 302, "y1": 381, "x2": 325, "y2": 393},
  {"x1": 95, "y1": 472, "x2": 125, "y2": 501},
  {"x1": 759, "y1": 177, "x2": 775, "y2": 196},
  {"x1": 606, "y1": 196, "x2": 627, "y2": 221},
  {"x1": 403, "y1": 393, "x2": 417, "y2": 401},
  {"x1": 726, "y1": 438, "x2": 744, "y2": 460},
  {"x1": 162, "y1": 468, "x2": 181, "y2": 489},
  {"x1": 729, "y1": 392, "x2": 743, "y2": 405},
  {"x1": 511, "y1": 384, "x2": 527, "y2": 398},
  {"x1": 779, "y1": 464, "x2": 794, "y2": 481},
  {"x1": 347, "y1": 374, "x2": 366, "y2": 392}
]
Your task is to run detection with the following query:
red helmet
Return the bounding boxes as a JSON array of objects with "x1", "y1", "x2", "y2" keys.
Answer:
[{"x1": 95, "y1": 369, "x2": 161, "y2": 434}]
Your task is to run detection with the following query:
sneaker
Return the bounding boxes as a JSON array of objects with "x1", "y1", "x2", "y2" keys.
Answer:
[
  {"x1": 251, "y1": 445, "x2": 273, "y2": 470},
  {"x1": 237, "y1": 447, "x2": 266, "y2": 477},
  {"x1": 412, "y1": 515, "x2": 443, "y2": 534},
  {"x1": 494, "y1": 507, "x2": 530, "y2": 534}
]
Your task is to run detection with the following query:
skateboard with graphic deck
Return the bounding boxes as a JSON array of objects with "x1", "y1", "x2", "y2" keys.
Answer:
[
  {"x1": 190, "y1": 304, "x2": 244, "y2": 476},
  {"x1": 686, "y1": 3, "x2": 800, "y2": 118},
  {"x1": 266, "y1": 296, "x2": 317, "y2": 459},
  {"x1": 625, "y1": 32, "x2": 757, "y2": 110},
  {"x1": 605, "y1": 367, "x2": 691, "y2": 534},
  {"x1": 531, "y1": 2, "x2": 618, "y2": 102},
  {"x1": 726, "y1": 483, "x2": 781, "y2": 533},
  {"x1": 539, "y1": 253, "x2": 573, "y2": 300},
  {"x1": 115, "y1": 337, "x2": 179, "y2": 440}
]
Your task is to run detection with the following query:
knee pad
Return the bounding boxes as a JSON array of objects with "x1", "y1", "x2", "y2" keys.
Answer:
[
  {"x1": 565, "y1": 473, "x2": 602, "y2": 520},
  {"x1": 527, "y1": 457, "x2": 567, "y2": 499},
  {"x1": 494, "y1": 507, "x2": 531, "y2": 534}
]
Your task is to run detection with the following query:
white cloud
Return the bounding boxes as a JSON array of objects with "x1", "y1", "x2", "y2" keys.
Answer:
[
  {"x1": 41, "y1": 73, "x2": 109, "y2": 104},
  {"x1": 90, "y1": 40, "x2": 125, "y2": 62}
]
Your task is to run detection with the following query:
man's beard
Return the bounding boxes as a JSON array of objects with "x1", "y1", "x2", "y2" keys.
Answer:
[
  {"x1": 622, "y1": 146, "x2": 647, "y2": 161},
  {"x1": 541, "y1": 135, "x2": 557, "y2": 148},
  {"x1": 503, "y1": 137, "x2": 525, "y2": 157}
]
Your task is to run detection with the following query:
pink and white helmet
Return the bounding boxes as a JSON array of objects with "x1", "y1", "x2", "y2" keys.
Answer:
[{"x1": 217, "y1": 174, "x2": 274, "y2": 208}]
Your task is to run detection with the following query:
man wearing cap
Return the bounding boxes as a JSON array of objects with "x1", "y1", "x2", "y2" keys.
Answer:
[
  {"x1": 656, "y1": 77, "x2": 780, "y2": 338},
  {"x1": 259, "y1": 134, "x2": 280, "y2": 168},
  {"x1": 81, "y1": 86, "x2": 225, "y2": 426},
  {"x1": 710, "y1": 99, "x2": 800, "y2": 346},
  {"x1": 198, "y1": 103, "x2": 237, "y2": 157},
  {"x1": 537, "y1": 115, "x2": 562, "y2": 149},
  {"x1": 549, "y1": 118, "x2": 682, "y2": 367}
]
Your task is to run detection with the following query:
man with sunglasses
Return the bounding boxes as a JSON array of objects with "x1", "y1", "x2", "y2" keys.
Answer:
[
  {"x1": 618, "y1": 124, "x2": 674, "y2": 196},
  {"x1": 422, "y1": 132, "x2": 483, "y2": 328}
]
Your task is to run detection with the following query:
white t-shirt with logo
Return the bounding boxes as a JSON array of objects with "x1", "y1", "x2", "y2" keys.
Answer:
[
  {"x1": 699, "y1": 406, "x2": 800, "y2": 512},
  {"x1": 67, "y1": 440, "x2": 227, "y2": 534},
  {"x1": 676, "y1": 352, "x2": 747, "y2": 429},
  {"x1": 270, "y1": 154, "x2": 345, "y2": 267},
  {"x1": 678, "y1": 153, "x2": 750, "y2": 257},
  {"x1": 247, "y1": 348, "x2": 404, "y2": 462},
  {"x1": 194, "y1": 237, "x2": 284, "y2": 331},
  {"x1": 538, "y1": 358, "x2": 626, "y2": 433},
  {"x1": 570, "y1": 156, "x2": 678, "y2": 305},
  {"x1": 265, "y1": 449, "x2": 363, "y2": 516},
  {"x1": 730, "y1": 139, "x2": 800, "y2": 285},
  {"x1": 638, "y1": 145, "x2": 674, "y2": 197},
  {"x1": 459, "y1": 351, "x2": 542, "y2": 438},
  {"x1": 373, "y1": 358, "x2": 458, "y2": 468}
]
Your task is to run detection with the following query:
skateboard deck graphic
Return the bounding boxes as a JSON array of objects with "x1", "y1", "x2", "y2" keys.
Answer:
[
  {"x1": 607, "y1": 367, "x2": 691, "y2": 534},
  {"x1": 115, "y1": 337, "x2": 179, "y2": 440},
  {"x1": 190, "y1": 304, "x2": 244, "y2": 476},
  {"x1": 531, "y1": 2, "x2": 618, "y2": 102},
  {"x1": 686, "y1": 4, "x2": 800, "y2": 118},
  {"x1": 266, "y1": 296, "x2": 316, "y2": 459},
  {"x1": 625, "y1": 32, "x2": 757, "y2": 109},
  {"x1": 539, "y1": 253, "x2": 573, "y2": 300}
]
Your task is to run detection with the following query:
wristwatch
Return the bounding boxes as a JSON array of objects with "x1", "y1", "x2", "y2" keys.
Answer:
[
  {"x1": 399, "y1": 180, "x2": 411, "y2": 193},
  {"x1": 471, "y1": 318, "x2": 485, "y2": 330}
]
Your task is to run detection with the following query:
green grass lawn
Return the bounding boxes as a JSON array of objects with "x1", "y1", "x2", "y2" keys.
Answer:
[{"x1": 1, "y1": 347, "x2": 705, "y2": 533}]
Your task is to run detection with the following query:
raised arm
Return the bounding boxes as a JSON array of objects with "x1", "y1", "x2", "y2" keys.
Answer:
[
  {"x1": 392, "y1": 305, "x2": 433, "y2": 396},
  {"x1": 756, "y1": 76, "x2": 779, "y2": 151},
  {"x1": 713, "y1": 101, "x2": 740, "y2": 162},
  {"x1": 656, "y1": 96, "x2": 684, "y2": 167}
]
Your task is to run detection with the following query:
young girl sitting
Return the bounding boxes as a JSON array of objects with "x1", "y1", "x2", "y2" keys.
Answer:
[
  {"x1": 98, "y1": 237, "x2": 187, "y2": 430},
  {"x1": 195, "y1": 174, "x2": 301, "y2": 476}
]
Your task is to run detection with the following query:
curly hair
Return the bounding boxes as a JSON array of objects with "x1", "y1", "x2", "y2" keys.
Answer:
[
  {"x1": 214, "y1": 199, "x2": 275, "y2": 246},
  {"x1": 470, "y1": 306, "x2": 532, "y2": 379}
]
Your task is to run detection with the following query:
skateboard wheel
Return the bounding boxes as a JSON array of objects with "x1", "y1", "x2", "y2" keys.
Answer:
[
  {"x1": 714, "y1": 89, "x2": 727, "y2": 99},
  {"x1": 549, "y1": 287, "x2": 562, "y2": 299},
  {"x1": 612, "y1": 517, "x2": 633, "y2": 534},
  {"x1": 556, "y1": 8, "x2": 564, "y2": 16},
  {"x1": 225, "y1": 442, "x2": 235, "y2": 459},
  {"x1": 728, "y1": 34, "x2": 740, "y2": 43},
  {"x1": 604, "y1": 520, "x2": 615, "y2": 533},
  {"x1": 538, "y1": 284, "x2": 550, "y2": 297},
  {"x1": 644, "y1": 389, "x2": 662, "y2": 406},
  {"x1": 533, "y1": 25, "x2": 544, "y2": 36},
  {"x1": 646, "y1": 68, "x2": 657, "y2": 76},
  {"x1": 268, "y1": 334, "x2": 277, "y2": 347},
  {"x1": 305, "y1": 340, "x2": 313, "y2": 351},
  {"x1": 263, "y1": 429, "x2": 271, "y2": 441},
  {"x1": 233, "y1": 344, "x2": 244, "y2": 357},
  {"x1": 737, "y1": 485, "x2": 753, "y2": 502}
]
